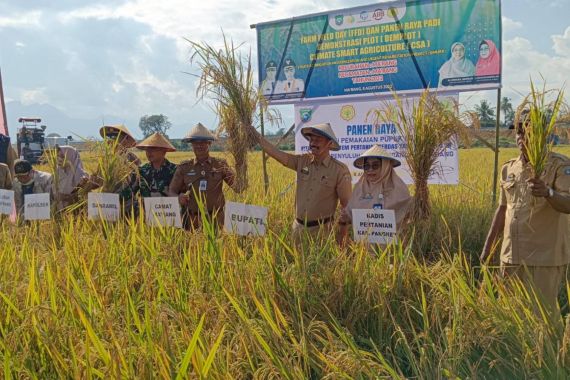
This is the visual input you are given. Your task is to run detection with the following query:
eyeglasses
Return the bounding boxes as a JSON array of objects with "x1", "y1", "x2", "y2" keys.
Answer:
[{"x1": 363, "y1": 162, "x2": 381, "y2": 171}]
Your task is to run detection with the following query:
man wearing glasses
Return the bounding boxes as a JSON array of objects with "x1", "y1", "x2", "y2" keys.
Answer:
[{"x1": 248, "y1": 122, "x2": 352, "y2": 244}]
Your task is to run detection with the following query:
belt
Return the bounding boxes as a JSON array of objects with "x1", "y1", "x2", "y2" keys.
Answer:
[{"x1": 295, "y1": 216, "x2": 333, "y2": 228}]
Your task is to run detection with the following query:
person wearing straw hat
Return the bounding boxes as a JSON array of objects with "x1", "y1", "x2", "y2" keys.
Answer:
[
  {"x1": 249, "y1": 122, "x2": 352, "y2": 243},
  {"x1": 168, "y1": 123, "x2": 239, "y2": 229},
  {"x1": 122, "y1": 132, "x2": 178, "y2": 201},
  {"x1": 338, "y1": 145, "x2": 411, "y2": 247},
  {"x1": 481, "y1": 110, "x2": 570, "y2": 315},
  {"x1": 99, "y1": 124, "x2": 141, "y2": 166}
]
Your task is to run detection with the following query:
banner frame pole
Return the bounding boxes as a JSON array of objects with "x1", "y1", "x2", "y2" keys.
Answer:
[
  {"x1": 492, "y1": 88, "x2": 502, "y2": 205},
  {"x1": 259, "y1": 108, "x2": 269, "y2": 195}
]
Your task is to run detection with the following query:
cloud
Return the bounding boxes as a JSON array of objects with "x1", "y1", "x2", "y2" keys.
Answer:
[
  {"x1": 502, "y1": 16, "x2": 522, "y2": 33},
  {"x1": 21, "y1": 88, "x2": 49, "y2": 105},
  {"x1": 552, "y1": 26, "x2": 570, "y2": 57},
  {"x1": 0, "y1": 10, "x2": 42, "y2": 29}
]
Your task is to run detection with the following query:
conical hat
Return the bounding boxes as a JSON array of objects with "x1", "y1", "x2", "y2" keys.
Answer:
[
  {"x1": 353, "y1": 145, "x2": 401, "y2": 168},
  {"x1": 99, "y1": 124, "x2": 136, "y2": 148},
  {"x1": 300, "y1": 123, "x2": 340, "y2": 151},
  {"x1": 136, "y1": 132, "x2": 176, "y2": 152},
  {"x1": 182, "y1": 123, "x2": 216, "y2": 142}
]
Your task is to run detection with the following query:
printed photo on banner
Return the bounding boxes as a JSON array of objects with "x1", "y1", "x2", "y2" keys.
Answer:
[
  {"x1": 294, "y1": 96, "x2": 459, "y2": 185},
  {"x1": 224, "y1": 201, "x2": 268, "y2": 237},
  {"x1": 256, "y1": 0, "x2": 501, "y2": 103}
]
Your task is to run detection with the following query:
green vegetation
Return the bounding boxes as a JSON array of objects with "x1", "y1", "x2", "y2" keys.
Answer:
[{"x1": 1, "y1": 148, "x2": 569, "y2": 378}]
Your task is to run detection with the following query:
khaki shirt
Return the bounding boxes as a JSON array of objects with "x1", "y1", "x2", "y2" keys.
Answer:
[
  {"x1": 169, "y1": 157, "x2": 236, "y2": 213},
  {"x1": 500, "y1": 153, "x2": 570, "y2": 266},
  {"x1": 0, "y1": 163, "x2": 12, "y2": 190},
  {"x1": 286, "y1": 154, "x2": 352, "y2": 222}
]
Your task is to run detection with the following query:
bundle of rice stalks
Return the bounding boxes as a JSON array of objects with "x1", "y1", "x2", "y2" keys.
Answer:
[
  {"x1": 370, "y1": 89, "x2": 467, "y2": 221},
  {"x1": 188, "y1": 33, "x2": 262, "y2": 192},
  {"x1": 519, "y1": 78, "x2": 566, "y2": 178},
  {"x1": 92, "y1": 135, "x2": 139, "y2": 194}
]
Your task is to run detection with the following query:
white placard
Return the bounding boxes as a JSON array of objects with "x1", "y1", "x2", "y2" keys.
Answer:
[
  {"x1": 88, "y1": 192, "x2": 120, "y2": 221},
  {"x1": 224, "y1": 201, "x2": 268, "y2": 236},
  {"x1": 24, "y1": 193, "x2": 50, "y2": 220},
  {"x1": 294, "y1": 95, "x2": 459, "y2": 185},
  {"x1": 352, "y1": 209, "x2": 397, "y2": 244},
  {"x1": 0, "y1": 189, "x2": 14, "y2": 215},
  {"x1": 144, "y1": 197, "x2": 182, "y2": 228}
]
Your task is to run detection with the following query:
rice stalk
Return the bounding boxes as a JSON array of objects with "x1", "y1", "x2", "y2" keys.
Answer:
[
  {"x1": 187, "y1": 32, "x2": 264, "y2": 192},
  {"x1": 369, "y1": 89, "x2": 468, "y2": 222},
  {"x1": 519, "y1": 77, "x2": 566, "y2": 178}
]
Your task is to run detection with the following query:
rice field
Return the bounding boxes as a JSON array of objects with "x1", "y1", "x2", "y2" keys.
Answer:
[{"x1": 1, "y1": 147, "x2": 570, "y2": 379}]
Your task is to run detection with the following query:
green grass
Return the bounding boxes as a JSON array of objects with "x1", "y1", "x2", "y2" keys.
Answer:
[{"x1": 1, "y1": 147, "x2": 569, "y2": 378}]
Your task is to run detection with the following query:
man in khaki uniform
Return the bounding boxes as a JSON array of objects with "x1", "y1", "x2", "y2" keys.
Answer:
[
  {"x1": 482, "y1": 116, "x2": 570, "y2": 314},
  {"x1": 249, "y1": 122, "x2": 352, "y2": 243},
  {"x1": 169, "y1": 123, "x2": 239, "y2": 229}
]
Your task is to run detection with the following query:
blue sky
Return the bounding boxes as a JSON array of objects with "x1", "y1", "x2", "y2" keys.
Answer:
[{"x1": 1, "y1": 0, "x2": 569, "y2": 139}]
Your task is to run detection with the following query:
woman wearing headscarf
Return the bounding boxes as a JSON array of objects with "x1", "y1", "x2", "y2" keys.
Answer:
[
  {"x1": 338, "y1": 145, "x2": 412, "y2": 247},
  {"x1": 438, "y1": 42, "x2": 475, "y2": 86},
  {"x1": 54, "y1": 145, "x2": 89, "y2": 211},
  {"x1": 475, "y1": 39, "x2": 501, "y2": 76}
]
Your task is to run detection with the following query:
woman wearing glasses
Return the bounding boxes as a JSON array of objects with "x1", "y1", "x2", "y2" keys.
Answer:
[{"x1": 338, "y1": 145, "x2": 411, "y2": 247}]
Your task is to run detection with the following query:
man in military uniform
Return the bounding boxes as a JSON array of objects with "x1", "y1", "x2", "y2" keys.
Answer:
[
  {"x1": 168, "y1": 123, "x2": 239, "y2": 229},
  {"x1": 248, "y1": 122, "x2": 352, "y2": 243},
  {"x1": 122, "y1": 132, "x2": 177, "y2": 202},
  {"x1": 481, "y1": 112, "x2": 570, "y2": 314}
]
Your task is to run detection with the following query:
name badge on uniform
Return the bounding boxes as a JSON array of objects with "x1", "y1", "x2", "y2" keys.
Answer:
[
  {"x1": 373, "y1": 203, "x2": 383, "y2": 210},
  {"x1": 362, "y1": 193, "x2": 373, "y2": 200},
  {"x1": 187, "y1": 170, "x2": 196, "y2": 176},
  {"x1": 199, "y1": 180, "x2": 207, "y2": 191}
]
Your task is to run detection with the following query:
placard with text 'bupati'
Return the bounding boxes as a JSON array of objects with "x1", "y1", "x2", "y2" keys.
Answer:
[
  {"x1": 144, "y1": 197, "x2": 182, "y2": 228},
  {"x1": 352, "y1": 208, "x2": 397, "y2": 244},
  {"x1": 88, "y1": 193, "x2": 120, "y2": 221},
  {"x1": 224, "y1": 201, "x2": 268, "y2": 237},
  {"x1": 24, "y1": 193, "x2": 50, "y2": 220}
]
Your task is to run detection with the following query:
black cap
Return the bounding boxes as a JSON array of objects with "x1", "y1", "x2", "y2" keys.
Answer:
[
  {"x1": 284, "y1": 58, "x2": 296, "y2": 67},
  {"x1": 14, "y1": 159, "x2": 32, "y2": 174},
  {"x1": 265, "y1": 60, "x2": 277, "y2": 69}
]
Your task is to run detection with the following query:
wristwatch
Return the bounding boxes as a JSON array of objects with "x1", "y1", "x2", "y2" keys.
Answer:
[{"x1": 547, "y1": 187, "x2": 554, "y2": 198}]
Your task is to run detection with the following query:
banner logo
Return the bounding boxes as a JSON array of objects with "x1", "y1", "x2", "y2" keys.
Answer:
[
  {"x1": 340, "y1": 105, "x2": 355, "y2": 121},
  {"x1": 334, "y1": 15, "x2": 343, "y2": 26},
  {"x1": 373, "y1": 9, "x2": 384, "y2": 20},
  {"x1": 299, "y1": 108, "x2": 313, "y2": 122}
]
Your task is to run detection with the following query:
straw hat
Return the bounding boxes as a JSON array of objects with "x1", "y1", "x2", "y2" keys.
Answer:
[
  {"x1": 99, "y1": 124, "x2": 136, "y2": 148},
  {"x1": 136, "y1": 132, "x2": 176, "y2": 152},
  {"x1": 353, "y1": 145, "x2": 401, "y2": 168},
  {"x1": 182, "y1": 123, "x2": 216, "y2": 143},
  {"x1": 300, "y1": 123, "x2": 340, "y2": 151}
]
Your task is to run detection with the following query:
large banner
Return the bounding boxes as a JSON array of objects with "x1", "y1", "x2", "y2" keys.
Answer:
[
  {"x1": 257, "y1": 0, "x2": 501, "y2": 102},
  {"x1": 294, "y1": 95, "x2": 459, "y2": 184}
]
